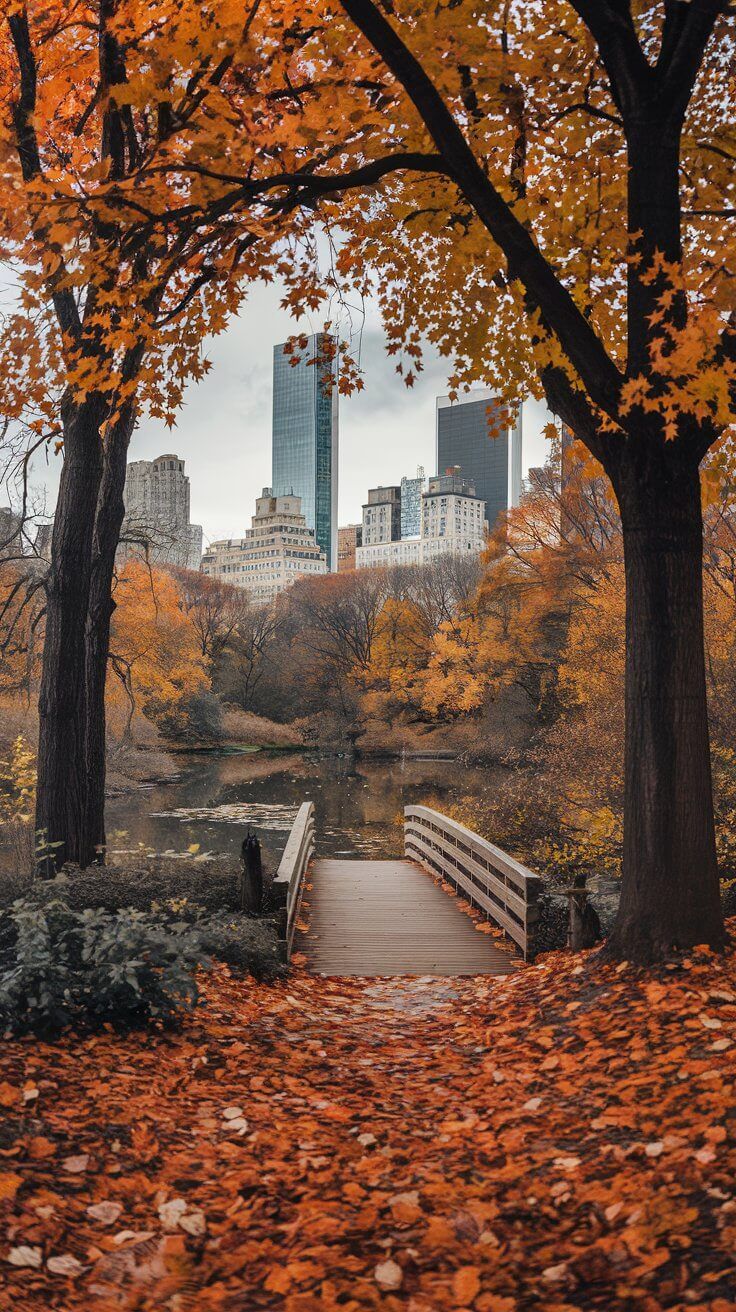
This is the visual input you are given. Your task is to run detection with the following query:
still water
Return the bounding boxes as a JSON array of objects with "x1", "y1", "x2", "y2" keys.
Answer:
[{"x1": 106, "y1": 751, "x2": 501, "y2": 877}]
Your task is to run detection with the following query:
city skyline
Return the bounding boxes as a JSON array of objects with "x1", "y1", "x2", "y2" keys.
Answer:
[{"x1": 24, "y1": 281, "x2": 551, "y2": 545}]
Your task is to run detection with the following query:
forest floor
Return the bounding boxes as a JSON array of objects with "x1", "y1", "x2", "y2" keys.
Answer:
[{"x1": 0, "y1": 938, "x2": 735, "y2": 1312}]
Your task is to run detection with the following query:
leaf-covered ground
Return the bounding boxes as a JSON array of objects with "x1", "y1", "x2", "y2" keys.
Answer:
[{"x1": 1, "y1": 938, "x2": 735, "y2": 1311}]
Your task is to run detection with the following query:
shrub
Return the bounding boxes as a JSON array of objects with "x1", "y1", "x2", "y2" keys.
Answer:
[
  {"x1": 197, "y1": 911, "x2": 284, "y2": 980},
  {"x1": 0, "y1": 860, "x2": 244, "y2": 915},
  {"x1": 159, "y1": 690, "x2": 224, "y2": 744},
  {"x1": 220, "y1": 706, "x2": 304, "y2": 748},
  {"x1": 0, "y1": 899, "x2": 210, "y2": 1036}
]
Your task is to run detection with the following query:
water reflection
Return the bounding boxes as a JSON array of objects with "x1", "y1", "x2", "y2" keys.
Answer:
[{"x1": 106, "y1": 751, "x2": 501, "y2": 876}]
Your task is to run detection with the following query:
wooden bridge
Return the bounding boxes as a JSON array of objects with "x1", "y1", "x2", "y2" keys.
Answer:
[{"x1": 273, "y1": 803, "x2": 544, "y2": 978}]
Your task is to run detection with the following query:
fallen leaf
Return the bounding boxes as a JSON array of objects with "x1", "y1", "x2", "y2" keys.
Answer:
[
  {"x1": 179, "y1": 1211, "x2": 206, "y2": 1236},
  {"x1": 159, "y1": 1199, "x2": 188, "y2": 1230},
  {"x1": 62, "y1": 1155, "x2": 89, "y2": 1174},
  {"x1": 0, "y1": 1173, "x2": 23, "y2": 1202},
  {"x1": 375, "y1": 1259, "x2": 402, "y2": 1291},
  {"x1": 113, "y1": 1230, "x2": 156, "y2": 1246},
  {"x1": 47, "y1": 1253, "x2": 84, "y2": 1277},
  {"x1": 7, "y1": 1246, "x2": 42, "y2": 1269},
  {"x1": 86, "y1": 1201, "x2": 123, "y2": 1225},
  {"x1": 453, "y1": 1264, "x2": 481, "y2": 1303}
]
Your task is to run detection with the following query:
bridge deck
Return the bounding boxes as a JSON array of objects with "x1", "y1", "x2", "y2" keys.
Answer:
[{"x1": 298, "y1": 858, "x2": 518, "y2": 977}]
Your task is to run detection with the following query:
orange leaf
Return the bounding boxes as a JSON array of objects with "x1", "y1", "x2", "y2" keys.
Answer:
[{"x1": 453, "y1": 1265, "x2": 481, "y2": 1305}]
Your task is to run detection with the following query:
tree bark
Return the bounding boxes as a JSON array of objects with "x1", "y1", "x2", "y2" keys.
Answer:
[
  {"x1": 605, "y1": 443, "x2": 725, "y2": 960},
  {"x1": 83, "y1": 406, "x2": 137, "y2": 867},
  {"x1": 35, "y1": 393, "x2": 104, "y2": 873}
]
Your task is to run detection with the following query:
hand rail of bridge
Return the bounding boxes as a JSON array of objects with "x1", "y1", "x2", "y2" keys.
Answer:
[
  {"x1": 272, "y1": 801, "x2": 315, "y2": 962},
  {"x1": 404, "y1": 805, "x2": 544, "y2": 960}
]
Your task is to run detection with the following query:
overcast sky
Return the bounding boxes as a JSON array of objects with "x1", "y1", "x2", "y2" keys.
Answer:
[{"x1": 29, "y1": 279, "x2": 551, "y2": 544}]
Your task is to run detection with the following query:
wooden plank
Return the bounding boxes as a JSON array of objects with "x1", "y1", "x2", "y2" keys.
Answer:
[{"x1": 297, "y1": 858, "x2": 519, "y2": 978}]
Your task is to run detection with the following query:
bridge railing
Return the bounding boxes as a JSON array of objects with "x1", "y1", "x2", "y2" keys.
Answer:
[
  {"x1": 404, "y1": 804, "x2": 543, "y2": 960},
  {"x1": 272, "y1": 801, "x2": 315, "y2": 962}
]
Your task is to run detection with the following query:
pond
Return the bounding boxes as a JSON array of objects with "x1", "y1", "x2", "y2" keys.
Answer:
[{"x1": 106, "y1": 751, "x2": 506, "y2": 878}]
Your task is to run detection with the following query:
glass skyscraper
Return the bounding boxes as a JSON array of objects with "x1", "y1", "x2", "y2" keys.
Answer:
[
  {"x1": 436, "y1": 391, "x2": 522, "y2": 532},
  {"x1": 400, "y1": 466, "x2": 426, "y2": 538},
  {"x1": 272, "y1": 332, "x2": 339, "y2": 571}
]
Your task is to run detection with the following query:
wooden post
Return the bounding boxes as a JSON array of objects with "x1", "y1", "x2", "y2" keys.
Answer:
[
  {"x1": 240, "y1": 830, "x2": 263, "y2": 915},
  {"x1": 563, "y1": 877, "x2": 602, "y2": 951}
]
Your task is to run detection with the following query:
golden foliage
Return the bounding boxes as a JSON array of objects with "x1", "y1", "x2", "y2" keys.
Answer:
[{"x1": 107, "y1": 563, "x2": 208, "y2": 739}]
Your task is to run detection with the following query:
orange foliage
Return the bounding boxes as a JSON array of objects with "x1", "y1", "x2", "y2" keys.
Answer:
[
  {"x1": 107, "y1": 563, "x2": 208, "y2": 740},
  {"x1": 0, "y1": 5, "x2": 730, "y2": 441},
  {"x1": 1, "y1": 943, "x2": 735, "y2": 1308}
]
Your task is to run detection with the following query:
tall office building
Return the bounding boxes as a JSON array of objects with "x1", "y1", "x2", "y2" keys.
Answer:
[
  {"x1": 400, "y1": 466, "x2": 426, "y2": 538},
  {"x1": 436, "y1": 391, "x2": 522, "y2": 532},
  {"x1": 272, "y1": 332, "x2": 339, "y2": 571},
  {"x1": 120, "y1": 453, "x2": 202, "y2": 570}
]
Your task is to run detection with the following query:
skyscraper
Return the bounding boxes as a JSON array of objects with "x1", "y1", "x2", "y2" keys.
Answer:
[
  {"x1": 120, "y1": 453, "x2": 202, "y2": 570},
  {"x1": 272, "y1": 332, "x2": 339, "y2": 571},
  {"x1": 436, "y1": 391, "x2": 522, "y2": 532}
]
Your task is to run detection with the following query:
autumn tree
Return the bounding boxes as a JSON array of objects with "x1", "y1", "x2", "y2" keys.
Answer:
[
  {"x1": 214, "y1": 0, "x2": 732, "y2": 960},
  {"x1": 388, "y1": 555, "x2": 484, "y2": 642},
  {"x1": 170, "y1": 569, "x2": 252, "y2": 669},
  {"x1": 360, "y1": 594, "x2": 430, "y2": 720},
  {"x1": 215, "y1": 603, "x2": 284, "y2": 714},
  {"x1": 0, "y1": 561, "x2": 45, "y2": 705},
  {"x1": 0, "y1": 1, "x2": 347, "y2": 868},
  {"x1": 107, "y1": 562, "x2": 208, "y2": 746}
]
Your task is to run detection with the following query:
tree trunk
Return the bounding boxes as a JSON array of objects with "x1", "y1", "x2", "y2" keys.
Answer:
[
  {"x1": 83, "y1": 408, "x2": 136, "y2": 867},
  {"x1": 605, "y1": 445, "x2": 725, "y2": 960},
  {"x1": 35, "y1": 393, "x2": 104, "y2": 873}
]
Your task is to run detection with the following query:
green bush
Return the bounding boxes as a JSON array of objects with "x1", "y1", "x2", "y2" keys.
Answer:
[{"x1": 0, "y1": 899, "x2": 210, "y2": 1036}]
